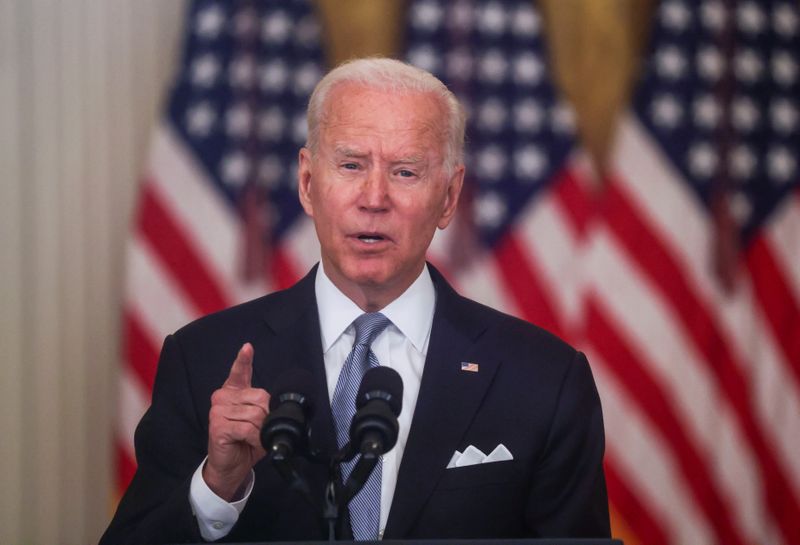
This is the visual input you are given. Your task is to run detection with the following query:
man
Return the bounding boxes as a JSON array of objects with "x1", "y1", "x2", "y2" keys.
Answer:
[{"x1": 100, "y1": 58, "x2": 610, "y2": 544}]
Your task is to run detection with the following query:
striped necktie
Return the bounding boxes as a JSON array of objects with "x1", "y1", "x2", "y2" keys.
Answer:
[{"x1": 331, "y1": 312, "x2": 390, "y2": 540}]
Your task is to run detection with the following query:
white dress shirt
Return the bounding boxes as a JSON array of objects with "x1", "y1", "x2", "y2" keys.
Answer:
[{"x1": 189, "y1": 263, "x2": 435, "y2": 540}]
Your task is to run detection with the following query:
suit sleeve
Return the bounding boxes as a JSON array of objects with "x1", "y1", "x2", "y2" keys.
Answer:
[
  {"x1": 98, "y1": 334, "x2": 207, "y2": 545},
  {"x1": 525, "y1": 350, "x2": 611, "y2": 538}
]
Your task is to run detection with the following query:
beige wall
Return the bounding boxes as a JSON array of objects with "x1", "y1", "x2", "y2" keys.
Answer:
[{"x1": 0, "y1": 1, "x2": 185, "y2": 543}]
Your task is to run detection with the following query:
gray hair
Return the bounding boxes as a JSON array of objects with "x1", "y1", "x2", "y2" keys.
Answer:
[{"x1": 305, "y1": 57, "x2": 466, "y2": 175}]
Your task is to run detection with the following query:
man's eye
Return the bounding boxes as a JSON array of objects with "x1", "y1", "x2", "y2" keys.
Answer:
[
  {"x1": 342, "y1": 162, "x2": 359, "y2": 170},
  {"x1": 397, "y1": 169, "x2": 416, "y2": 178}
]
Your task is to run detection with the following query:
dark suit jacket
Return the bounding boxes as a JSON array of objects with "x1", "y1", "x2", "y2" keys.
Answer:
[{"x1": 100, "y1": 265, "x2": 610, "y2": 544}]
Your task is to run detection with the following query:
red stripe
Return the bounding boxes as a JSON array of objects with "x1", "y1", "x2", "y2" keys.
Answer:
[
  {"x1": 123, "y1": 310, "x2": 160, "y2": 391},
  {"x1": 745, "y1": 234, "x2": 800, "y2": 390},
  {"x1": 552, "y1": 166, "x2": 594, "y2": 236},
  {"x1": 605, "y1": 457, "x2": 670, "y2": 545},
  {"x1": 586, "y1": 297, "x2": 748, "y2": 545},
  {"x1": 424, "y1": 253, "x2": 456, "y2": 285},
  {"x1": 493, "y1": 231, "x2": 564, "y2": 338},
  {"x1": 138, "y1": 182, "x2": 230, "y2": 315},
  {"x1": 271, "y1": 244, "x2": 303, "y2": 290},
  {"x1": 115, "y1": 442, "x2": 137, "y2": 493},
  {"x1": 602, "y1": 176, "x2": 800, "y2": 543}
]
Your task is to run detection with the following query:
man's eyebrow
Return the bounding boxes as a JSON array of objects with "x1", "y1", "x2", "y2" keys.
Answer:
[
  {"x1": 391, "y1": 155, "x2": 427, "y2": 165},
  {"x1": 333, "y1": 146, "x2": 368, "y2": 157}
]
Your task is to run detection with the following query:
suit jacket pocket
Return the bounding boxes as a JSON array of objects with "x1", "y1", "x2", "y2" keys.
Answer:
[{"x1": 437, "y1": 460, "x2": 520, "y2": 490}]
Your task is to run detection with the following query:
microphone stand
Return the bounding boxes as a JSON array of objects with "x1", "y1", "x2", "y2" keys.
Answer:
[
  {"x1": 323, "y1": 438, "x2": 383, "y2": 541},
  {"x1": 323, "y1": 463, "x2": 341, "y2": 541},
  {"x1": 268, "y1": 442, "x2": 331, "y2": 538},
  {"x1": 267, "y1": 434, "x2": 373, "y2": 541}
]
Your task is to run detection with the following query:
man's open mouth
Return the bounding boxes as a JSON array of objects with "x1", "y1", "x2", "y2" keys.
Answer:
[{"x1": 357, "y1": 234, "x2": 386, "y2": 244}]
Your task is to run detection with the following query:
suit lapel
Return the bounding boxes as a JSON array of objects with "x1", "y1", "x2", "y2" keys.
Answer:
[
  {"x1": 252, "y1": 265, "x2": 338, "y2": 456},
  {"x1": 384, "y1": 269, "x2": 499, "y2": 538}
]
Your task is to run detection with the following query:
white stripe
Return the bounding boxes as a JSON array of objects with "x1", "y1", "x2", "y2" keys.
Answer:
[
  {"x1": 282, "y1": 215, "x2": 320, "y2": 275},
  {"x1": 148, "y1": 123, "x2": 239, "y2": 301},
  {"x1": 612, "y1": 114, "x2": 800, "y2": 507},
  {"x1": 750, "y1": 301, "x2": 800, "y2": 500},
  {"x1": 426, "y1": 215, "x2": 467, "y2": 275},
  {"x1": 117, "y1": 366, "x2": 150, "y2": 455},
  {"x1": 711, "y1": 292, "x2": 790, "y2": 542},
  {"x1": 125, "y1": 236, "x2": 197, "y2": 341},
  {"x1": 453, "y1": 253, "x2": 521, "y2": 317},
  {"x1": 517, "y1": 189, "x2": 584, "y2": 330},
  {"x1": 589, "y1": 351, "x2": 715, "y2": 545},
  {"x1": 428, "y1": 222, "x2": 522, "y2": 316},
  {"x1": 765, "y1": 192, "x2": 800, "y2": 305},
  {"x1": 721, "y1": 274, "x2": 800, "y2": 500},
  {"x1": 611, "y1": 114, "x2": 717, "y2": 300},
  {"x1": 585, "y1": 228, "x2": 765, "y2": 543}
]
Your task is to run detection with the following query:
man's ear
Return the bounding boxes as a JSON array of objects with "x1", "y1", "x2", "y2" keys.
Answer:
[
  {"x1": 437, "y1": 165, "x2": 465, "y2": 230},
  {"x1": 298, "y1": 147, "x2": 314, "y2": 217}
]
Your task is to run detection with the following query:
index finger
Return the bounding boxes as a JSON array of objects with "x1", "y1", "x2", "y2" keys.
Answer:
[{"x1": 223, "y1": 343, "x2": 254, "y2": 389}]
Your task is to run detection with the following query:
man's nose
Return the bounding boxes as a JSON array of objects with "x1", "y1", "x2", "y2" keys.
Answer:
[{"x1": 358, "y1": 168, "x2": 389, "y2": 211}]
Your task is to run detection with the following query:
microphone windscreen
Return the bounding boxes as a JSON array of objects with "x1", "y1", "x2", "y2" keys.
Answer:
[
  {"x1": 357, "y1": 366, "x2": 403, "y2": 416},
  {"x1": 268, "y1": 368, "x2": 315, "y2": 414}
]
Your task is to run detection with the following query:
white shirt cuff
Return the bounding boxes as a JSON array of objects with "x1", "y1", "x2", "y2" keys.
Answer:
[{"x1": 189, "y1": 457, "x2": 254, "y2": 541}]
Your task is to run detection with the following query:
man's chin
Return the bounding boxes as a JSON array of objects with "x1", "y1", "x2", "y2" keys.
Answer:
[{"x1": 339, "y1": 260, "x2": 408, "y2": 291}]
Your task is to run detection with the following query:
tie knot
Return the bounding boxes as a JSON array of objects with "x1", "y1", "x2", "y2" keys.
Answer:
[{"x1": 352, "y1": 312, "x2": 390, "y2": 347}]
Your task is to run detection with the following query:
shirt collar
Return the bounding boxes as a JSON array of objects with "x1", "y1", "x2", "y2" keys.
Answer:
[{"x1": 315, "y1": 262, "x2": 436, "y2": 354}]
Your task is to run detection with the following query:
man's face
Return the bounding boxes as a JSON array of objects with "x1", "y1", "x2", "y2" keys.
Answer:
[{"x1": 298, "y1": 83, "x2": 463, "y2": 308}]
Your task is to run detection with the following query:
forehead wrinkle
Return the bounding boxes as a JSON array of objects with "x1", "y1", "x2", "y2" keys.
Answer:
[
  {"x1": 391, "y1": 153, "x2": 427, "y2": 165},
  {"x1": 333, "y1": 145, "x2": 369, "y2": 158},
  {"x1": 319, "y1": 87, "x2": 449, "y2": 166}
]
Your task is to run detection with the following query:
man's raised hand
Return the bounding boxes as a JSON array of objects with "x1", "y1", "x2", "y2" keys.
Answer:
[{"x1": 203, "y1": 343, "x2": 270, "y2": 501}]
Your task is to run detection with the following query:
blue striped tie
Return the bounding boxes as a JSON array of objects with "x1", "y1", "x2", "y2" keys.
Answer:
[{"x1": 331, "y1": 312, "x2": 390, "y2": 540}]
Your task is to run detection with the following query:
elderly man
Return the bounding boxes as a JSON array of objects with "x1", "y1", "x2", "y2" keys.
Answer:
[{"x1": 100, "y1": 58, "x2": 610, "y2": 544}]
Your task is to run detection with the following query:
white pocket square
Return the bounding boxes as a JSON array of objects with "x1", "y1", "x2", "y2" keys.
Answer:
[{"x1": 446, "y1": 444, "x2": 513, "y2": 468}]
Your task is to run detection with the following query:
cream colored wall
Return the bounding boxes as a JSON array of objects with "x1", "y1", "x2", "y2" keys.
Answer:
[{"x1": 0, "y1": 1, "x2": 185, "y2": 543}]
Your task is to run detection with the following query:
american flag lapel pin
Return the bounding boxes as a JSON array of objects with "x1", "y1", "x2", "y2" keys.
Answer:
[{"x1": 461, "y1": 361, "x2": 479, "y2": 373}]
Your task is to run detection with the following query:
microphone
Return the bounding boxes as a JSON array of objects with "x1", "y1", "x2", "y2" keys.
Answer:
[
  {"x1": 260, "y1": 368, "x2": 315, "y2": 462},
  {"x1": 337, "y1": 366, "x2": 404, "y2": 509},
  {"x1": 349, "y1": 366, "x2": 403, "y2": 460}
]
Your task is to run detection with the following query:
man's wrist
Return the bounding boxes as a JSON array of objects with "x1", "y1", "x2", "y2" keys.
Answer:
[
  {"x1": 190, "y1": 457, "x2": 254, "y2": 541},
  {"x1": 202, "y1": 460, "x2": 251, "y2": 502}
]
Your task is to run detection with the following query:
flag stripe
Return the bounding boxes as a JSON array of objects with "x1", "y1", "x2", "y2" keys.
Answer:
[
  {"x1": 138, "y1": 183, "x2": 231, "y2": 315},
  {"x1": 592, "y1": 352, "x2": 716, "y2": 545},
  {"x1": 271, "y1": 243, "x2": 305, "y2": 291},
  {"x1": 612, "y1": 116, "x2": 800, "y2": 499},
  {"x1": 585, "y1": 226, "x2": 769, "y2": 544},
  {"x1": 585, "y1": 297, "x2": 747, "y2": 545},
  {"x1": 447, "y1": 253, "x2": 522, "y2": 316},
  {"x1": 126, "y1": 239, "x2": 197, "y2": 341},
  {"x1": 767, "y1": 191, "x2": 800, "y2": 303},
  {"x1": 123, "y1": 310, "x2": 161, "y2": 392},
  {"x1": 280, "y1": 216, "x2": 321, "y2": 276},
  {"x1": 517, "y1": 173, "x2": 587, "y2": 332},
  {"x1": 604, "y1": 458, "x2": 670, "y2": 545},
  {"x1": 115, "y1": 442, "x2": 137, "y2": 493},
  {"x1": 745, "y1": 236, "x2": 800, "y2": 390},
  {"x1": 494, "y1": 232, "x2": 564, "y2": 337},
  {"x1": 603, "y1": 174, "x2": 800, "y2": 544},
  {"x1": 149, "y1": 125, "x2": 242, "y2": 289},
  {"x1": 552, "y1": 165, "x2": 593, "y2": 236}
]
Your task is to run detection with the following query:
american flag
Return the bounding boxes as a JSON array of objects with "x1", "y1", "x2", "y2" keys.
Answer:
[
  {"x1": 582, "y1": 1, "x2": 800, "y2": 545},
  {"x1": 405, "y1": 1, "x2": 800, "y2": 545},
  {"x1": 118, "y1": 0, "x2": 800, "y2": 544},
  {"x1": 405, "y1": 0, "x2": 594, "y2": 342},
  {"x1": 117, "y1": 0, "x2": 324, "y2": 491}
]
